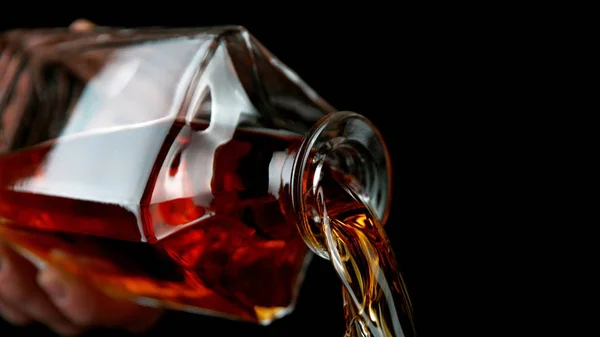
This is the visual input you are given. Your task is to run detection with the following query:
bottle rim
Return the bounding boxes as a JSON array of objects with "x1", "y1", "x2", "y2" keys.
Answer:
[{"x1": 289, "y1": 110, "x2": 393, "y2": 257}]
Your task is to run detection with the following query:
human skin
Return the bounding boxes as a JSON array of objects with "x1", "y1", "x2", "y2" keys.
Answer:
[{"x1": 0, "y1": 19, "x2": 164, "y2": 336}]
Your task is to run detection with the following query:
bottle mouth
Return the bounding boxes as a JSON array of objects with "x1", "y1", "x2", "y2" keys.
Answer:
[{"x1": 290, "y1": 111, "x2": 392, "y2": 257}]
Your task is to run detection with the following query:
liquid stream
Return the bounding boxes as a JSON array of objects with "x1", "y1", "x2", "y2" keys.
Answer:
[{"x1": 307, "y1": 167, "x2": 416, "y2": 337}]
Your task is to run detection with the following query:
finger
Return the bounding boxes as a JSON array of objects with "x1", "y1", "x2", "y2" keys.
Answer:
[
  {"x1": 64, "y1": 19, "x2": 109, "y2": 82},
  {"x1": 0, "y1": 298, "x2": 33, "y2": 326},
  {"x1": 69, "y1": 19, "x2": 96, "y2": 32},
  {"x1": 0, "y1": 245, "x2": 82, "y2": 336},
  {"x1": 38, "y1": 265, "x2": 164, "y2": 333}
]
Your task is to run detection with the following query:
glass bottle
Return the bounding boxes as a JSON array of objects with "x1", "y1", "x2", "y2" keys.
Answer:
[{"x1": 0, "y1": 26, "x2": 414, "y2": 336}]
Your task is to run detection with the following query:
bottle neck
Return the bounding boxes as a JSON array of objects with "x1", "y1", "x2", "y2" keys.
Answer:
[{"x1": 283, "y1": 111, "x2": 393, "y2": 258}]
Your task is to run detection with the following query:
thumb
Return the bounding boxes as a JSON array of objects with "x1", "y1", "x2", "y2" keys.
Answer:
[{"x1": 69, "y1": 19, "x2": 96, "y2": 32}]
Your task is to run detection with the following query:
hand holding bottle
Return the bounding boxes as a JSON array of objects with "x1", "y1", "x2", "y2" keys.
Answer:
[
  {"x1": 0, "y1": 242, "x2": 164, "y2": 336},
  {"x1": 0, "y1": 19, "x2": 164, "y2": 336}
]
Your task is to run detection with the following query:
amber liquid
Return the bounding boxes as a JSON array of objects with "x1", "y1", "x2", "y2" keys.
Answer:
[
  {"x1": 304, "y1": 165, "x2": 417, "y2": 337},
  {"x1": 0, "y1": 119, "x2": 310, "y2": 324},
  {"x1": 0, "y1": 119, "x2": 416, "y2": 335}
]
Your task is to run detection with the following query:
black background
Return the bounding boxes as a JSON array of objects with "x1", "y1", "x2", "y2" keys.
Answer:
[{"x1": 0, "y1": 5, "x2": 517, "y2": 337}]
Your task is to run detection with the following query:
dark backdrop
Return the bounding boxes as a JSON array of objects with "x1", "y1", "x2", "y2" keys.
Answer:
[{"x1": 0, "y1": 8, "x2": 475, "y2": 337}]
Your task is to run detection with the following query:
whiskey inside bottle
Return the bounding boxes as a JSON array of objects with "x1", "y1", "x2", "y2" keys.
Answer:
[
  {"x1": 0, "y1": 116, "x2": 415, "y2": 335},
  {"x1": 0, "y1": 118, "x2": 311, "y2": 323}
]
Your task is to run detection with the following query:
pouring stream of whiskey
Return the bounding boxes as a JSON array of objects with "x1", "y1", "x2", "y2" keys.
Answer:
[{"x1": 309, "y1": 169, "x2": 416, "y2": 337}]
